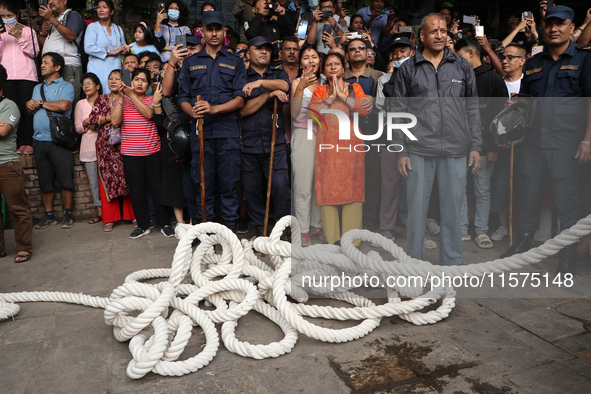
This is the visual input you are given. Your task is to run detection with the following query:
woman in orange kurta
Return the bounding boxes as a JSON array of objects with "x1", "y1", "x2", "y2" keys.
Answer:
[{"x1": 309, "y1": 52, "x2": 370, "y2": 245}]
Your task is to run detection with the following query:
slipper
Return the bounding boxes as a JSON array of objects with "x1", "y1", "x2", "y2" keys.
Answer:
[
  {"x1": 88, "y1": 215, "x2": 102, "y2": 224},
  {"x1": 311, "y1": 229, "x2": 325, "y2": 241},
  {"x1": 103, "y1": 223, "x2": 114, "y2": 232},
  {"x1": 462, "y1": 234, "x2": 471, "y2": 242},
  {"x1": 475, "y1": 234, "x2": 493, "y2": 249},
  {"x1": 14, "y1": 251, "x2": 32, "y2": 263},
  {"x1": 0, "y1": 252, "x2": 6, "y2": 258},
  {"x1": 301, "y1": 233, "x2": 311, "y2": 246}
]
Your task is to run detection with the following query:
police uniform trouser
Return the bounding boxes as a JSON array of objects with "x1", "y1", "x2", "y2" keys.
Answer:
[
  {"x1": 517, "y1": 146, "x2": 582, "y2": 233},
  {"x1": 241, "y1": 149, "x2": 291, "y2": 227},
  {"x1": 191, "y1": 138, "x2": 241, "y2": 223}
]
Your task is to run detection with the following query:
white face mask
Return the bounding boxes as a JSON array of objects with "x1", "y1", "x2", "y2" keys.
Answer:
[
  {"x1": 2, "y1": 17, "x2": 17, "y2": 26},
  {"x1": 393, "y1": 56, "x2": 410, "y2": 68}
]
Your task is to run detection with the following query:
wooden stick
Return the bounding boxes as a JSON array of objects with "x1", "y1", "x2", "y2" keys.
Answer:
[
  {"x1": 509, "y1": 142, "x2": 514, "y2": 247},
  {"x1": 263, "y1": 98, "x2": 278, "y2": 237},
  {"x1": 197, "y1": 95, "x2": 206, "y2": 223}
]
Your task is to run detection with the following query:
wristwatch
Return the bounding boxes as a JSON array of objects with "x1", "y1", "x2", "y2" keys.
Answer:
[
  {"x1": 581, "y1": 141, "x2": 591, "y2": 146},
  {"x1": 38, "y1": 100, "x2": 44, "y2": 107}
]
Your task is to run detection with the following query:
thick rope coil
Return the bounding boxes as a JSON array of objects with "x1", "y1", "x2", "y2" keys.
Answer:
[{"x1": 1, "y1": 214, "x2": 590, "y2": 379}]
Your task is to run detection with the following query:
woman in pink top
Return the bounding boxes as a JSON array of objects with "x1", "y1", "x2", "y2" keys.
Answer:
[
  {"x1": 75, "y1": 73, "x2": 102, "y2": 225},
  {"x1": 0, "y1": 1, "x2": 39, "y2": 154},
  {"x1": 111, "y1": 68, "x2": 173, "y2": 239}
]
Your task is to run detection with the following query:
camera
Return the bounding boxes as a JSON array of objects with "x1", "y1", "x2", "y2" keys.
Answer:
[{"x1": 265, "y1": 2, "x2": 278, "y2": 10}]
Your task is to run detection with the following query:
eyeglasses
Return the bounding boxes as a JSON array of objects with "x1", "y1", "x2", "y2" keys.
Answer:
[
  {"x1": 236, "y1": 48, "x2": 247, "y2": 53},
  {"x1": 81, "y1": 82, "x2": 94, "y2": 87},
  {"x1": 348, "y1": 46, "x2": 366, "y2": 51},
  {"x1": 368, "y1": 51, "x2": 376, "y2": 56},
  {"x1": 499, "y1": 55, "x2": 524, "y2": 62},
  {"x1": 321, "y1": 6, "x2": 333, "y2": 10},
  {"x1": 508, "y1": 18, "x2": 519, "y2": 21}
]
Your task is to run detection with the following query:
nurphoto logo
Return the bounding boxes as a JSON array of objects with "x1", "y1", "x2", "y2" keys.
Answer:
[{"x1": 304, "y1": 108, "x2": 418, "y2": 152}]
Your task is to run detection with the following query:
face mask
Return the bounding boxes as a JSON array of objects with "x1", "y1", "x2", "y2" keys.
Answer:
[
  {"x1": 393, "y1": 56, "x2": 410, "y2": 68},
  {"x1": 308, "y1": 0, "x2": 319, "y2": 8},
  {"x1": 2, "y1": 17, "x2": 17, "y2": 26},
  {"x1": 168, "y1": 10, "x2": 180, "y2": 21}
]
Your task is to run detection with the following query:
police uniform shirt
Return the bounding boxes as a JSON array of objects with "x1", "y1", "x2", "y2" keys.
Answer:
[
  {"x1": 177, "y1": 47, "x2": 247, "y2": 140},
  {"x1": 522, "y1": 41, "x2": 591, "y2": 150},
  {"x1": 241, "y1": 67, "x2": 292, "y2": 154}
]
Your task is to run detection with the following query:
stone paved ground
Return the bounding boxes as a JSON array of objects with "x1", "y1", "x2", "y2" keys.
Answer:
[{"x1": 1, "y1": 221, "x2": 590, "y2": 393}]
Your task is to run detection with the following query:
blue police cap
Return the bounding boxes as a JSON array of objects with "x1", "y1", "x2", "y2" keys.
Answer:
[
  {"x1": 186, "y1": 35, "x2": 201, "y2": 46},
  {"x1": 388, "y1": 36, "x2": 413, "y2": 51},
  {"x1": 544, "y1": 5, "x2": 575, "y2": 22},
  {"x1": 248, "y1": 36, "x2": 272, "y2": 49},
  {"x1": 202, "y1": 11, "x2": 225, "y2": 27}
]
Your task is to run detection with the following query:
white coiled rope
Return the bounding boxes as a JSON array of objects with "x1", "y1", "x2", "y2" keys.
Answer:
[{"x1": 1, "y1": 214, "x2": 590, "y2": 379}]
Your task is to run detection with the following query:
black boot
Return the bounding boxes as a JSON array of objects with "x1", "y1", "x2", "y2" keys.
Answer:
[
  {"x1": 224, "y1": 221, "x2": 237, "y2": 233},
  {"x1": 555, "y1": 243, "x2": 579, "y2": 277},
  {"x1": 500, "y1": 227, "x2": 535, "y2": 258}
]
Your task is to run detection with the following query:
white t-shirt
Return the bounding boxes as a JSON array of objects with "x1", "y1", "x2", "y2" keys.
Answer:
[{"x1": 504, "y1": 75, "x2": 523, "y2": 97}]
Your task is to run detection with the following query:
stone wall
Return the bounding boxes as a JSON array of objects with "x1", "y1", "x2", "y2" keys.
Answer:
[{"x1": 8, "y1": 153, "x2": 97, "y2": 226}]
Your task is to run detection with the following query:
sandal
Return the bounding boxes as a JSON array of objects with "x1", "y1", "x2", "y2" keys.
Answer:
[
  {"x1": 0, "y1": 252, "x2": 6, "y2": 258},
  {"x1": 15, "y1": 251, "x2": 32, "y2": 263},
  {"x1": 88, "y1": 215, "x2": 102, "y2": 224},
  {"x1": 311, "y1": 229, "x2": 325, "y2": 241},
  {"x1": 462, "y1": 234, "x2": 471, "y2": 242},
  {"x1": 103, "y1": 223, "x2": 114, "y2": 232},
  {"x1": 301, "y1": 233, "x2": 311, "y2": 246},
  {"x1": 475, "y1": 234, "x2": 493, "y2": 249}
]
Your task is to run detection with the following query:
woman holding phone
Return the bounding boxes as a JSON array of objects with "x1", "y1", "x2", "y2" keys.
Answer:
[
  {"x1": 111, "y1": 68, "x2": 173, "y2": 239},
  {"x1": 290, "y1": 45, "x2": 325, "y2": 246},
  {"x1": 84, "y1": 0, "x2": 127, "y2": 94},
  {"x1": 154, "y1": 1, "x2": 191, "y2": 62},
  {"x1": 0, "y1": 0, "x2": 39, "y2": 154}
]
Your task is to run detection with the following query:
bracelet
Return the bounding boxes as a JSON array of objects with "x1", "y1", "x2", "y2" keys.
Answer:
[
  {"x1": 40, "y1": 33, "x2": 48, "y2": 37},
  {"x1": 581, "y1": 141, "x2": 591, "y2": 146},
  {"x1": 153, "y1": 103, "x2": 162, "y2": 107}
]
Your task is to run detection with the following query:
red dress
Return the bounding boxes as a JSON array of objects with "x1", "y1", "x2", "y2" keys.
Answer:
[{"x1": 310, "y1": 83, "x2": 370, "y2": 206}]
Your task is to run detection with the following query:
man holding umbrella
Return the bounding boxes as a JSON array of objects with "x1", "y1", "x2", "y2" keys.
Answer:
[
  {"x1": 240, "y1": 36, "x2": 291, "y2": 239},
  {"x1": 178, "y1": 11, "x2": 247, "y2": 231}
]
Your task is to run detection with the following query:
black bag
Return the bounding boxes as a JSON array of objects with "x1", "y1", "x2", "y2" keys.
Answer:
[{"x1": 39, "y1": 86, "x2": 78, "y2": 149}]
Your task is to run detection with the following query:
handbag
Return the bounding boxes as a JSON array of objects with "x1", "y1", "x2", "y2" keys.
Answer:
[
  {"x1": 39, "y1": 86, "x2": 78, "y2": 149},
  {"x1": 105, "y1": 124, "x2": 121, "y2": 145}
]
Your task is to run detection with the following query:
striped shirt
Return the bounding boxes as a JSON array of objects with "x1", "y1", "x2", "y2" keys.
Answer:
[{"x1": 121, "y1": 95, "x2": 160, "y2": 156}]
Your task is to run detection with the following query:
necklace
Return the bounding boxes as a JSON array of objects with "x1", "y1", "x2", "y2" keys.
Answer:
[{"x1": 100, "y1": 22, "x2": 120, "y2": 49}]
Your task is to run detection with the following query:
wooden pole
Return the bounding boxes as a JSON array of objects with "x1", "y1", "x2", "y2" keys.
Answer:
[
  {"x1": 197, "y1": 95, "x2": 206, "y2": 223},
  {"x1": 509, "y1": 142, "x2": 514, "y2": 247},
  {"x1": 263, "y1": 98, "x2": 278, "y2": 237}
]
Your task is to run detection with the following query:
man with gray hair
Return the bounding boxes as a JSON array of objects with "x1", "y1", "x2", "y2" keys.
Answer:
[{"x1": 392, "y1": 13, "x2": 481, "y2": 266}]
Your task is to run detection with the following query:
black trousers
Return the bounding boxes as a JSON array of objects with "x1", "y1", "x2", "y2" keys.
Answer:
[
  {"x1": 4, "y1": 80, "x2": 37, "y2": 147},
  {"x1": 241, "y1": 150, "x2": 291, "y2": 227},
  {"x1": 122, "y1": 153, "x2": 170, "y2": 229}
]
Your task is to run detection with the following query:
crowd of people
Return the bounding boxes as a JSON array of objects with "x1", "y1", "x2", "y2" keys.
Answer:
[{"x1": 0, "y1": 0, "x2": 589, "y2": 275}]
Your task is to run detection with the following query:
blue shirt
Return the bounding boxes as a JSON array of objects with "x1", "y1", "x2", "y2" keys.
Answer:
[
  {"x1": 357, "y1": 6, "x2": 388, "y2": 44},
  {"x1": 177, "y1": 47, "x2": 247, "y2": 140},
  {"x1": 128, "y1": 43, "x2": 161, "y2": 57},
  {"x1": 241, "y1": 67, "x2": 291, "y2": 154},
  {"x1": 521, "y1": 42, "x2": 591, "y2": 150},
  {"x1": 32, "y1": 77, "x2": 75, "y2": 142}
]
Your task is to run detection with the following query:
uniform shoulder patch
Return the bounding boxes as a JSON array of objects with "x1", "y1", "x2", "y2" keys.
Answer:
[
  {"x1": 220, "y1": 63, "x2": 236, "y2": 70},
  {"x1": 560, "y1": 65, "x2": 580, "y2": 71},
  {"x1": 525, "y1": 67, "x2": 543, "y2": 75},
  {"x1": 190, "y1": 65, "x2": 207, "y2": 71}
]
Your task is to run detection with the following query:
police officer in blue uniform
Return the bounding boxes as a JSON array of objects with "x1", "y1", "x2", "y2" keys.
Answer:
[
  {"x1": 240, "y1": 36, "x2": 292, "y2": 237},
  {"x1": 178, "y1": 12, "x2": 248, "y2": 231},
  {"x1": 501, "y1": 6, "x2": 591, "y2": 276}
]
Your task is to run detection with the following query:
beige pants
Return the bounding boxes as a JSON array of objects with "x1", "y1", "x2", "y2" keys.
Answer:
[
  {"x1": 321, "y1": 202, "x2": 363, "y2": 246},
  {"x1": 291, "y1": 128, "x2": 322, "y2": 233}
]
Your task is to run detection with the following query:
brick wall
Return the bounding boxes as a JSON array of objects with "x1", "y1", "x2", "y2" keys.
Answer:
[{"x1": 10, "y1": 153, "x2": 98, "y2": 226}]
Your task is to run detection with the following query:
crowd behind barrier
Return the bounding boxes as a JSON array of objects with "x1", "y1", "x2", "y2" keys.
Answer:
[{"x1": 0, "y1": 0, "x2": 589, "y2": 273}]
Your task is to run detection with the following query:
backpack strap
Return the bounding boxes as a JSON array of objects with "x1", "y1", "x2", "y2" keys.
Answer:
[{"x1": 38, "y1": 85, "x2": 55, "y2": 117}]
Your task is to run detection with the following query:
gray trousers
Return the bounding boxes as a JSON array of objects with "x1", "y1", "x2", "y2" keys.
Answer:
[
  {"x1": 406, "y1": 153, "x2": 467, "y2": 265},
  {"x1": 84, "y1": 161, "x2": 101, "y2": 207}
]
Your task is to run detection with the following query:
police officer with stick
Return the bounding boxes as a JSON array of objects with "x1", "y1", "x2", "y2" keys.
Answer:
[{"x1": 178, "y1": 12, "x2": 247, "y2": 231}]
